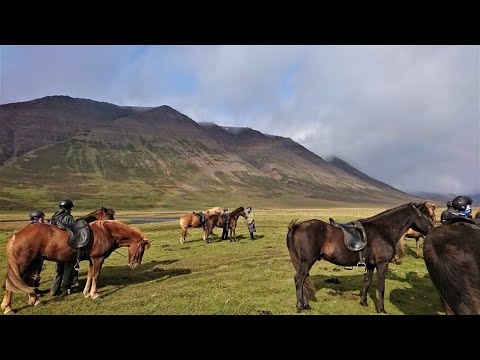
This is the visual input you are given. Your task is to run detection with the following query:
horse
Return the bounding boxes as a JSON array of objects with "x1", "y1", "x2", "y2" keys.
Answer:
[
  {"x1": 76, "y1": 206, "x2": 116, "y2": 222},
  {"x1": 475, "y1": 211, "x2": 480, "y2": 219},
  {"x1": 423, "y1": 221, "x2": 480, "y2": 314},
  {"x1": 204, "y1": 207, "x2": 247, "y2": 243},
  {"x1": 179, "y1": 207, "x2": 222, "y2": 244},
  {"x1": 1, "y1": 220, "x2": 150, "y2": 314},
  {"x1": 286, "y1": 202, "x2": 435, "y2": 313}
]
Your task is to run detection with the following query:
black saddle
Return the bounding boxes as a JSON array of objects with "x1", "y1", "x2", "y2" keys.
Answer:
[
  {"x1": 329, "y1": 218, "x2": 367, "y2": 252},
  {"x1": 193, "y1": 212, "x2": 205, "y2": 228},
  {"x1": 57, "y1": 220, "x2": 92, "y2": 249}
]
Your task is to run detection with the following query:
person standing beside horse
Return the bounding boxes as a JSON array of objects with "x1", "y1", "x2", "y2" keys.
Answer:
[
  {"x1": 221, "y1": 208, "x2": 230, "y2": 240},
  {"x1": 246, "y1": 207, "x2": 256, "y2": 240},
  {"x1": 50, "y1": 199, "x2": 76, "y2": 296},
  {"x1": 27, "y1": 210, "x2": 49, "y2": 295}
]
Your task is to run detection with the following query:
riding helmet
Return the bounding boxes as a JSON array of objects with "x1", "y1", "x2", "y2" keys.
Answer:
[
  {"x1": 29, "y1": 209, "x2": 45, "y2": 219},
  {"x1": 452, "y1": 196, "x2": 472, "y2": 211},
  {"x1": 59, "y1": 199, "x2": 75, "y2": 209},
  {"x1": 223, "y1": 208, "x2": 228, "y2": 212}
]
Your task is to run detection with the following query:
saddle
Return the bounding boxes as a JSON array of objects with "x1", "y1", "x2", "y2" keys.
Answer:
[
  {"x1": 329, "y1": 218, "x2": 368, "y2": 272},
  {"x1": 446, "y1": 216, "x2": 480, "y2": 230},
  {"x1": 193, "y1": 212, "x2": 205, "y2": 228},
  {"x1": 329, "y1": 218, "x2": 367, "y2": 251},
  {"x1": 56, "y1": 220, "x2": 92, "y2": 269}
]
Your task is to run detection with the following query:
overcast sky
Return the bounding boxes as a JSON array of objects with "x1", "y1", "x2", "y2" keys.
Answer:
[{"x1": 0, "y1": 45, "x2": 478, "y2": 196}]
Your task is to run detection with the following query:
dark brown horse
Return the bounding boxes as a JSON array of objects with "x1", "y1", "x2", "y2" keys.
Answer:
[
  {"x1": 204, "y1": 207, "x2": 247, "y2": 242},
  {"x1": 179, "y1": 207, "x2": 222, "y2": 244},
  {"x1": 286, "y1": 202, "x2": 435, "y2": 313},
  {"x1": 1, "y1": 220, "x2": 150, "y2": 314},
  {"x1": 423, "y1": 221, "x2": 480, "y2": 314}
]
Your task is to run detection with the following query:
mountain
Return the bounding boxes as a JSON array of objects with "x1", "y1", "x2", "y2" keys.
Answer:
[{"x1": 0, "y1": 96, "x2": 424, "y2": 210}]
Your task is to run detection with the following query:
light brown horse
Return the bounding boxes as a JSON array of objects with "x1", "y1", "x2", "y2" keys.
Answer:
[
  {"x1": 179, "y1": 207, "x2": 222, "y2": 244},
  {"x1": 204, "y1": 207, "x2": 247, "y2": 243},
  {"x1": 76, "y1": 206, "x2": 116, "y2": 222},
  {"x1": 475, "y1": 211, "x2": 480, "y2": 219},
  {"x1": 1, "y1": 220, "x2": 150, "y2": 314}
]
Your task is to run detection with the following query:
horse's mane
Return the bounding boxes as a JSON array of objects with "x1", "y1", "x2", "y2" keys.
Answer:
[
  {"x1": 230, "y1": 207, "x2": 245, "y2": 215},
  {"x1": 81, "y1": 207, "x2": 116, "y2": 218},
  {"x1": 361, "y1": 202, "x2": 426, "y2": 222},
  {"x1": 91, "y1": 220, "x2": 146, "y2": 238}
]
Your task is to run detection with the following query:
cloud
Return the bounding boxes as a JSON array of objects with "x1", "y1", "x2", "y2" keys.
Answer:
[{"x1": 0, "y1": 45, "x2": 478, "y2": 195}]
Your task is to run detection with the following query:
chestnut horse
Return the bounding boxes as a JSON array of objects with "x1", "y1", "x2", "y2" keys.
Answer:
[
  {"x1": 76, "y1": 206, "x2": 116, "y2": 222},
  {"x1": 1, "y1": 220, "x2": 150, "y2": 314},
  {"x1": 475, "y1": 211, "x2": 480, "y2": 219},
  {"x1": 204, "y1": 207, "x2": 247, "y2": 243},
  {"x1": 179, "y1": 207, "x2": 222, "y2": 244},
  {"x1": 286, "y1": 202, "x2": 435, "y2": 313}
]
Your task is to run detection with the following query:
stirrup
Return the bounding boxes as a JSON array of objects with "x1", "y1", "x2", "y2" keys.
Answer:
[
  {"x1": 74, "y1": 261, "x2": 80, "y2": 272},
  {"x1": 356, "y1": 260, "x2": 367, "y2": 273}
]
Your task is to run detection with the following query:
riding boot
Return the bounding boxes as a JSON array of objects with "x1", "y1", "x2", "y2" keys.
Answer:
[{"x1": 250, "y1": 232, "x2": 255, "y2": 240}]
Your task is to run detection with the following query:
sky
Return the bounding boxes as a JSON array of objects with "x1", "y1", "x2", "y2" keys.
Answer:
[{"x1": 0, "y1": 45, "x2": 478, "y2": 196}]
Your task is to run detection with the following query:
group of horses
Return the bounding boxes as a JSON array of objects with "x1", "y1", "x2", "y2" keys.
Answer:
[
  {"x1": 2, "y1": 202, "x2": 480, "y2": 315},
  {"x1": 287, "y1": 203, "x2": 480, "y2": 315},
  {"x1": 179, "y1": 206, "x2": 247, "y2": 244},
  {"x1": 1, "y1": 207, "x2": 150, "y2": 315}
]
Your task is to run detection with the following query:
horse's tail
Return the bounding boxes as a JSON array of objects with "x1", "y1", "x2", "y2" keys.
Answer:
[
  {"x1": 4, "y1": 234, "x2": 35, "y2": 294},
  {"x1": 424, "y1": 232, "x2": 479, "y2": 314},
  {"x1": 286, "y1": 219, "x2": 315, "y2": 296}
]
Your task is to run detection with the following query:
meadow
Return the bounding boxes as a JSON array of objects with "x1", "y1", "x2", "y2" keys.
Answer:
[{"x1": 0, "y1": 206, "x2": 464, "y2": 315}]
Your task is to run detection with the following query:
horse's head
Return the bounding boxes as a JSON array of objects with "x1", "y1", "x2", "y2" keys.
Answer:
[
  {"x1": 409, "y1": 203, "x2": 434, "y2": 236},
  {"x1": 81, "y1": 207, "x2": 116, "y2": 222},
  {"x1": 128, "y1": 234, "x2": 150, "y2": 269}
]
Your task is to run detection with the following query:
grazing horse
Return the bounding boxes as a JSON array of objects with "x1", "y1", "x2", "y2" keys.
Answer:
[
  {"x1": 423, "y1": 220, "x2": 480, "y2": 314},
  {"x1": 204, "y1": 207, "x2": 247, "y2": 243},
  {"x1": 286, "y1": 202, "x2": 435, "y2": 313},
  {"x1": 1, "y1": 220, "x2": 150, "y2": 314},
  {"x1": 179, "y1": 207, "x2": 222, "y2": 244}
]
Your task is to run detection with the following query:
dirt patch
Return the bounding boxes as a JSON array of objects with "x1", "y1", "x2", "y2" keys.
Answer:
[
  {"x1": 324, "y1": 277, "x2": 340, "y2": 284},
  {"x1": 327, "y1": 290, "x2": 358, "y2": 300},
  {"x1": 258, "y1": 310, "x2": 273, "y2": 315}
]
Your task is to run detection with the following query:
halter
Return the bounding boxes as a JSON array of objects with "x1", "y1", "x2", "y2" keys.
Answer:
[{"x1": 411, "y1": 204, "x2": 433, "y2": 232}]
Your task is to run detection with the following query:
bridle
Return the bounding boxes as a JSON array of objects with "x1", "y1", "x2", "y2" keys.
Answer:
[
  {"x1": 411, "y1": 204, "x2": 433, "y2": 232},
  {"x1": 128, "y1": 237, "x2": 148, "y2": 269}
]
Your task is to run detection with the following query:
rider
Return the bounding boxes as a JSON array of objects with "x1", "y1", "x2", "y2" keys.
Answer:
[
  {"x1": 246, "y1": 206, "x2": 256, "y2": 240},
  {"x1": 29, "y1": 209, "x2": 46, "y2": 224},
  {"x1": 221, "y1": 208, "x2": 230, "y2": 240},
  {"x1": 50, "y1": 199, "x2": 76, "y2": 296},
  {"x1": 440, "y1": 201, "x2": 456, "y2": 224},
  {"x1": 451, "y1": 195, "x2": 473, "y2": 219}
]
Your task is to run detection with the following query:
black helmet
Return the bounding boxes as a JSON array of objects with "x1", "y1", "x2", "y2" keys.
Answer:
[
  {"x1": 452, "y1": 196, "x2": 472, "y2": 211},
  {"x1": 447, "y1": 201, "x2": 452, "y2": 207},
  {"x1": 59, "y1": 199, "x2": 74, "y2": 209},
  {"x1": 29, "y1": 209, "x2": 45, "y2": 220},
  {"x1": 223, "y1": 208, "x2": 228, "y2": 212}
]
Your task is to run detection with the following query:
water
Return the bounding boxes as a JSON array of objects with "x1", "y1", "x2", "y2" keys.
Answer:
[{"x1": 119, "y1": 217, "x2": 177, "y2": 224}]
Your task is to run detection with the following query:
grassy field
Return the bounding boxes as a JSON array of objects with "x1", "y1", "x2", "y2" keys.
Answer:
[{"x1": 0, "y1": 207, "x2": 460, "y2": 315}]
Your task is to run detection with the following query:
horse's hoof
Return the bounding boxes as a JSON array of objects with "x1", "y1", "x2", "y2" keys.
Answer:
[
  {"x1": 304, "y1": 304, "x2": 311, "y2": 310},
  {"x1": 34, "y1": 300, "x2": 43, "y2": 306},
  {"x1": 84, "y1": 292, "x2": 91, "y2": 298},
  {"x1": 378, "y1": 310, "x2": 387, "y2": 314},
  {"x1": 360, "y1": 300, "x2": 368, "y2": 307},
  {"x1": 91, "y1": 293, "x2": 101, "y2": 300},
  {"x1": 4, "y1": 310, "x2": 15, "y2": 315},
  {"x1": 296, "y1": 308, "x2": 305, "y2": 314}
]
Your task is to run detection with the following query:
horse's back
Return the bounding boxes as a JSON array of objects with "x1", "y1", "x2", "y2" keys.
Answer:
[{"x1": 424, "y1": 224, "x2": 480, "y2": 314}]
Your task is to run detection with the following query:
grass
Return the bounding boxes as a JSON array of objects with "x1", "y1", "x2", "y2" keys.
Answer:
[{"x1": 0, "y1": 207, "x2": 448, "y2": 315}]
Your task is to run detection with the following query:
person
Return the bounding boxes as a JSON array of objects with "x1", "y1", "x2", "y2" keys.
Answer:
[
  {"x1": 451, "y1": 195, "x2": 473, "y2": 219},
  {"x1": 221, "y1": 208, "x2": 230, "y2": 240},
  {"x1": 28, "y1": 210, "x2": 49, "y2": 295},
  {"x1": 440, "y1": 201, "x2": 456, "y2": 224},
  {"x1": 246, "y1": 206, "x2": 256, "y2": 240},
  {"x1": 50, "y1": 199, "x2": 76, "y2": 296}
]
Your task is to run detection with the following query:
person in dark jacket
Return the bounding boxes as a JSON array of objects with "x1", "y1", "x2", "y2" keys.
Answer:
[
  {"x1": 450, "y1": 195, "x2": 473, "y2": 219},
  {"x1": 440, "y1": 201, "x2": 456, "y2": 224},
  {"x1": 221, "y1": 208, "x2": 230, "y2": 240},
  {"x1": 50, "y1": 199, "x2": 76, "y2": 296},
  {"x1": 28, "y1": 210, "x2": 49, "y2": 295}
]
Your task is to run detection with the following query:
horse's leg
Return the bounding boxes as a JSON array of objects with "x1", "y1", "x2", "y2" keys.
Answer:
[
  {"x1": 441, "y1": 297, "x2": 455, "y2": 315},
  {"x1": 83, "y1": 262, "x2": 93, "y2": 298},
  {"x1": 375, "y1": 262, "x2": 389, "y2": 314},
  {"x1": 180, "y1": 226, "x2": 187, "y2": 244},
  {"x1": 360, "y1": 267, "x2": 375, "y2": 307},
  {"x1": 294, "y1": 259, "x2": 316, "y2": 312},
  {"x1": 1, "y1": 290, "x2": 15, "y2": 315},
  {"x1": 90, "y1": 257, "x2": 105, "y2": 300},
  {"x1": 415, "y1": 239, "x2": 421, "y2": 258}
]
